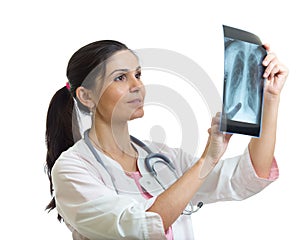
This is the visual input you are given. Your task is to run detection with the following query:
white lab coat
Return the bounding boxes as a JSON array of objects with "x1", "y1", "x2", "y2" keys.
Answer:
[{"x1": 52, "y1": 138, "x2": 278, "y2": 240}]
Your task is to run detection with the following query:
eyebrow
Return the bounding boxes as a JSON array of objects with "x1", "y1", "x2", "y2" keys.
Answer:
[{"x1": 108, "y1": 66, "x2": 141, "y2": 77}]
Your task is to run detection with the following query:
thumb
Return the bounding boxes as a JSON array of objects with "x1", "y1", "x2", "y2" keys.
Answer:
[
  {"x1": 207, "y1": 127, "x2": 211, "y2": 135},
  {"x1": 224, "y1": 133, "x2": 233, "y2": 142}
]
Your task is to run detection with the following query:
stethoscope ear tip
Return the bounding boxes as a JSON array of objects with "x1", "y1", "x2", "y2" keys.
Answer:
[{"x1": 197, "y1": 201, "x2": 204, "y2": 209}]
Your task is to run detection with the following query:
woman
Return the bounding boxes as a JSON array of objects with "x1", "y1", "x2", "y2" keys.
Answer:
[{"x1": 45, "y1": 40, "x2": 288, "y2": 239}]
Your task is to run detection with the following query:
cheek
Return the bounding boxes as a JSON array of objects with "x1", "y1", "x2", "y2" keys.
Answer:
[{"x1": 102, "y1": 84, "x2": 124, "y2": 102}]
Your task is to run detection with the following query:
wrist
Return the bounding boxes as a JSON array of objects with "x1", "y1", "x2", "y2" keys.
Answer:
[
  {"x1": 264, "y1": 92, "x2": 281, "y2": 103},
  {"x1": 263, "y1": 93, "x2": 280, "y2": 114},
  {"x1": 198, "y1": 155, "x2": 218, "y2": 179}
]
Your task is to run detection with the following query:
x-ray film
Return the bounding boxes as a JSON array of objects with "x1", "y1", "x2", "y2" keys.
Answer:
[{"x1": 220, "y1": 25, "x2": 267, "y2": 137}]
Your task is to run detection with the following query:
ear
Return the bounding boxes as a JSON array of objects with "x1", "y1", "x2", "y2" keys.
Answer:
[{"x1": 76, "y1": 86, "x2": 95, "y2": 111}]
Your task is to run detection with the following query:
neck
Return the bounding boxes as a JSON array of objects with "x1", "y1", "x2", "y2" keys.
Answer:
[
  {"x1": 88, "y1": 112, "x2": 138, "y2": 173},
  {"x1": 90, "y1": 120, "x2": 132, "y2": 154}
]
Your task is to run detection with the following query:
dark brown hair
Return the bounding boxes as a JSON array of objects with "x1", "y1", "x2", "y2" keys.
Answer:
[{"x1": 45, "y1": 40, "x2": 128, "y2": 221}]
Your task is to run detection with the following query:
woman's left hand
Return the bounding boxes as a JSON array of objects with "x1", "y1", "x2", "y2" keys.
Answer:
[
  {"x1": 263, "y1": 44, "x2": 289, "y2": 96},
  {"x1": 248, "y1": 44, "x2": 288, "y2": 178}
]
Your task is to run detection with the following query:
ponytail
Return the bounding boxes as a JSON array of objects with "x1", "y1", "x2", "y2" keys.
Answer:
[
  {"x1": 45, "y1": 40, "x2": 129, "y2": 221},
  {"x1": 45, "y1": 86, "x2": 80, "y2": 221}
]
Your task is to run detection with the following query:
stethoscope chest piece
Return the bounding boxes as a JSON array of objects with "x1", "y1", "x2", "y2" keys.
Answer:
[{"x1": 145, "y1": 153, "x2": 177, "y2": 176}]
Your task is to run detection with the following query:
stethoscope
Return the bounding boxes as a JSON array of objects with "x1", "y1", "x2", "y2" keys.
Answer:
[{"x1": 84, "y1": 130, "x2": 203, "y2": 215}]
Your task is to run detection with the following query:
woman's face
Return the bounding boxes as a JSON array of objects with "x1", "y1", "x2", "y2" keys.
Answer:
[{"x1": 94, "y1": 50, "x2": 145, "y2": 123}]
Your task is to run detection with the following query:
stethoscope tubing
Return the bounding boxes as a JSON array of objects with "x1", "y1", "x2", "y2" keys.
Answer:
[{"x1": 83, "y1": 129, "x2": 203, "y2": 215}]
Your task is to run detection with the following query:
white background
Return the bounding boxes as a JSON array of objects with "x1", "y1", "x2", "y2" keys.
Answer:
[{"x1": 0, "y1": 0, "x2": 299, "y2": 239}]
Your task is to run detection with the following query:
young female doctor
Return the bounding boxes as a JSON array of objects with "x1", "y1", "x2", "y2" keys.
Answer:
[{"x1": 45, "y1": 40, "x2": 288, "y2": 239}]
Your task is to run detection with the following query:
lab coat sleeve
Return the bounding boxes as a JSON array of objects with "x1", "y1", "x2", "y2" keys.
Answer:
[
  {"x1": 52, "y1": 151, "x2": 166, "y2": 240},
  {"x1": 191, "y1": 147, "x2": 279, "y2": 204},
  {"x1": 149, "y1": 142, "x2": 278, "y2": 204}
]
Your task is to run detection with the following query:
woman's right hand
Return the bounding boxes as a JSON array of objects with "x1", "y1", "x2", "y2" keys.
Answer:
[
  {"x1": 147, "y1": 112, "x2": 232, "y2": 231},
  {"x1": 199, "y1": 112, "x2": 232, "y2": 179}
]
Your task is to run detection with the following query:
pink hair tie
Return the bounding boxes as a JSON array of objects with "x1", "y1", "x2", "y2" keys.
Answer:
[{"x1": 66, "y1": 82, "x2": 71, "y2": 90}]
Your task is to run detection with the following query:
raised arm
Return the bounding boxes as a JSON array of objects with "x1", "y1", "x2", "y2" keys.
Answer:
[
  {"x1": 147, "y1": 113, "x2": 232, "y2": 231},
  {"x1": 248, "y1": 44, "x2": 288, "y2": 178}
]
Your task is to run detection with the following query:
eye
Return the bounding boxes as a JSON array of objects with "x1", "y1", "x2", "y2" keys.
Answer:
[
  {"x1": 114, "y1": 74, "x2": 126, "y2": 82},
  {"x1": 135, "y1": 71, "x2": 142, "y2": 79}
]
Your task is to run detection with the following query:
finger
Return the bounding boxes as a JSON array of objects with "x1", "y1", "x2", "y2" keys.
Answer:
[
  {"x1": 263, "y1": 43, "x2": 271, "y2": 52},
  {"x1": 264, "y1": 60, "x2": 282, "y2": 80},
  {"x1": 268, "y1": 63, "x2": 281, "y2": 80},
  {"x1": 224, "y1": 133, "x2": 233, "y2": 141},
  {"x1": 207, "y1": 128, "x2": 211, "y2": 135},
  {"x1": 211, "y1": 116, "x2": 221, "y2": 126},
  {"x1": 210, "y1": 124, "x2": 222, "y2": 136},
  {"x1": 262, "y1": 52, "x2": 277, "y2": 67},
  {"x1": 263, "y1": 57, "x2": 280, "y2": 79}
]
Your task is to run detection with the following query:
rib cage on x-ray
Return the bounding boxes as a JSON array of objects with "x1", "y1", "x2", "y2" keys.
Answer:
[{"x1": 224, "y1": 39, "x2": 265, "y2": 124}]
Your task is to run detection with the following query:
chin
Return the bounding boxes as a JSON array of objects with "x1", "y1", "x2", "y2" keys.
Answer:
[{"x1": 129, "y1": 108, "x2": 144, "y2": 120}]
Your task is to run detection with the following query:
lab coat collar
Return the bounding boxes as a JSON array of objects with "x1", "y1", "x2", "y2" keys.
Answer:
[{"x1": 78, "y1": 136, "x2": 178, "y2": 197}]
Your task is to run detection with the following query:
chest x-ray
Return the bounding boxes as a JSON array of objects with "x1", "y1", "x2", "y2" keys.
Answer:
[{"x1": 220, "y1": 26, "x2": 267, "y2": 137}]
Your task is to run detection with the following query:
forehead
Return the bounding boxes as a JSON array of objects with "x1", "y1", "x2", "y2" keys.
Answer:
[{"x1": 105, "y1": 50, "x2": 139, "y2": 73}]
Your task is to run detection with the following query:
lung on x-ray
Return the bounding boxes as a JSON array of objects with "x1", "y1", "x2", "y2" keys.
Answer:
[{"x1": 220, "y1": 25, "x2": 267, "y2": 137}]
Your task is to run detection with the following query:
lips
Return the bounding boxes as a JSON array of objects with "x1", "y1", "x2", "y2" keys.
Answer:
[
  {"x1": 127, "y1": 98, "x2": 143, "y2": 107},
  {"x1": 127, "y1": 98, "x2": 142, "y2": 104}
]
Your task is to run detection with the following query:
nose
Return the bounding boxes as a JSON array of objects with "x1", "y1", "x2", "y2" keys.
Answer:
[{"x1": 129, "y1": 73, "x2": 143, "y2": 92}]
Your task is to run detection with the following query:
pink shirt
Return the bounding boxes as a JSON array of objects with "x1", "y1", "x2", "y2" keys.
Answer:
[
  {"x1": 268, "y1": 159, "x2": 279, "y2": 181},
  {"x1": 126, "y1": 171, "x2": 174, "y2": 240}
]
